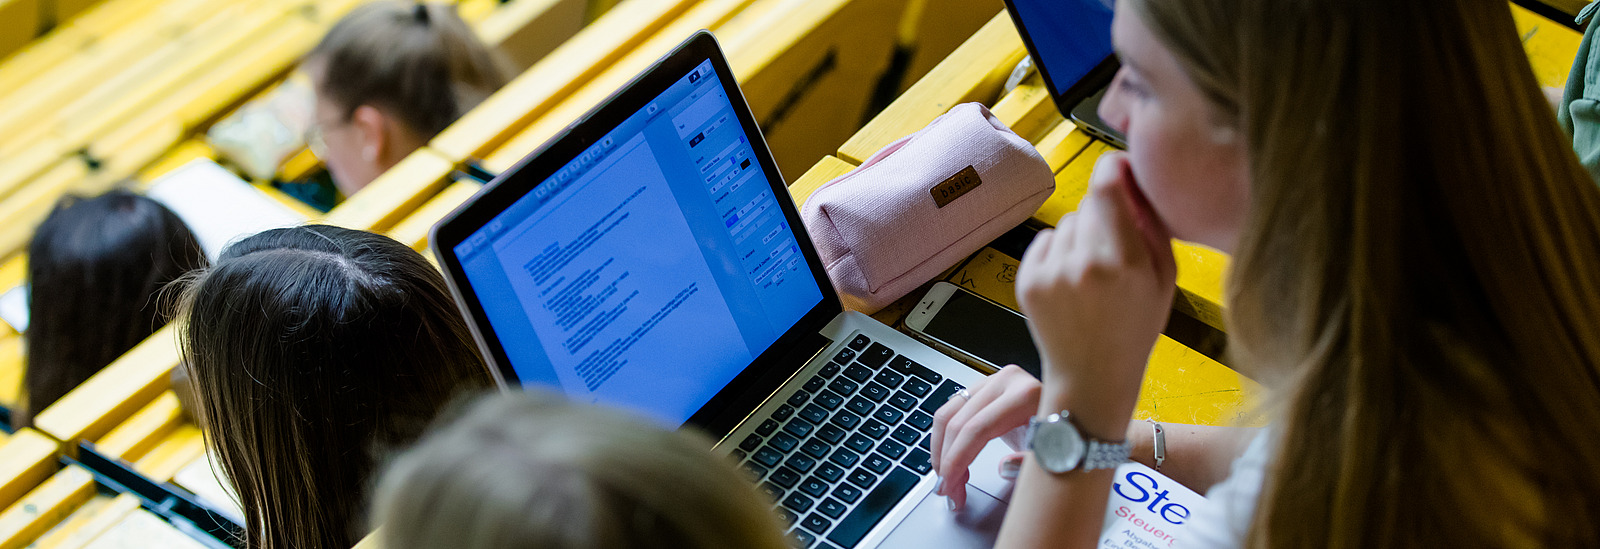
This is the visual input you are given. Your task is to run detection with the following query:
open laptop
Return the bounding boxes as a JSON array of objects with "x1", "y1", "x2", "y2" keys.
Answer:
[
  {"x1": 1002, "y1": 0, "x2": 1125, "y2": 148},
  {"x1": 432, "y1": 32, "x2": 1019, "y2": 549}
]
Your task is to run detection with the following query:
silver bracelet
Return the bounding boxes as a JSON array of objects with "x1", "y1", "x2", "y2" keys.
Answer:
[{"x1": 1147, "y1": 419, "x2": 1166, "y2": 471}]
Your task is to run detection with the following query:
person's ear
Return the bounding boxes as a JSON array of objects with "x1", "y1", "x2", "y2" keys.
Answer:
[{"x1": 350, "y1": 105, "x2": 388, "y2": 164}]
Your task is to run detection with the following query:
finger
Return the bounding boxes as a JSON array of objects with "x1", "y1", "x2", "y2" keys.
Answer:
[
  {"x1": 938, "y1": 387, "x2": 1037, "y2": 502},
  {"x1": 1117, "y1": 162, "x2": 1177, "y2": 284},
  {"x1": 1019, "y1": 226, "x2": 1056, "y2": 273},
  {"x1": 1078, "y1": 153, "x2": 1161, "y2": 271},
  {"x1": 937, "y1": 381, "x2": 1005, "y2": 491},
  {"x1": 930, "y1": 391, "x2": 963, "y2": 478}
]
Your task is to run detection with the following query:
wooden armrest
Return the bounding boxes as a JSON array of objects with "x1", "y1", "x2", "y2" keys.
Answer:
[
  {"x1": 0, "y1": 430, "x2": 62, "y2": 511},
  {"x1": 31, "y1": 492, "x2": 141, "y2": 549},
  {"x1": 483, "y1": 0, "x2": 764, "y2": 172},
  {"x1": 95, "y1": 392, "x2": 185, "y2": 464},
  {"x1": 0, "y1": 464, "x2": 96, "y2": 548},
  {"x1": 387, "y1": 181, "x2": 484, "y2": 252},
  {"x1": 34, "y1": 326, "x2": 178, "y2": 445},
  {"x1": 988, "y1": 79, "x2": 1063, "y2": 143},
  {"x1": 323, "y1": 148, "x2": 458, "y2": 233},
  {"x1": 836, "y1": 12, "x2": 1025, "y2": 164},
  {"x1": 130, "y1": 426, "x2": 204, "y2": 483},
  {"x1": 430, "y1": 0, "x2": 698, "y2": 162}
]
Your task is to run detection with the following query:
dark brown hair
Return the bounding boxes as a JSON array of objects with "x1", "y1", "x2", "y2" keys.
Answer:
[
  {"x1": 372, "y1": 391, "x2": 791, "y2": 549},
  {"x1": 20, "y1": 189, "x2": 205, "y2": 428},
  {"x1": 306, "y1": 0, "x2": 511, "y2": 139},
  {"x1": 1127, "y1": 0, "x2": 1600, "y2": 545},
  {"x1": 178, "y1": 225, "x2": 493, "y2": 549}
]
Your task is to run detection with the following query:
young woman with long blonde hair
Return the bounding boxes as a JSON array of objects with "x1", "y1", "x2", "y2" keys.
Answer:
[{"x1": 932, "y1": 0, "x2": 1600, "y2": 546}]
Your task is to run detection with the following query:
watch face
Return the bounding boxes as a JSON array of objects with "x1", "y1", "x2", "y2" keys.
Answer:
[{"x1": 1034, "y1": 419, "x2": 1086, "y2": 473}]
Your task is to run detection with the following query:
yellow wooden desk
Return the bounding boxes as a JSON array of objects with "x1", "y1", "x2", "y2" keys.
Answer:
[
  {"x1": 836, "y1": 12, "x2": 1025, "y2": 165},
  {"x1": 0, "y1": 0, "x2": 166, "y2": 99},
  {"x1": 721, "y1": 0, "x2": 904, "y2": 176},
  {"x1": 0, "y1": 0, "x2": 226, "y2": 145},
  {"x1": 430, "y1": 0, "x2": 699, "y2": 162},
  {"x1": 387, "y1": 181, "x2": 484, "y2": 252},
  {"x1": 484, "y1": 0, "x2": 765, "y2": 171},
  {"x1": 1513, "y1": 2, "x2": 1582, "y2": 89},
  {"x1": 0, "y1": 0, "x2": 40, "y2": 64},
  {"x1": 897, "y1": 0, "x2": 1004, "y2": 96},
  {"x1": 485, "y1": 0, "x2": 904, "y2": 179},
  {"x1": 477, "y1": 0, "x2": 588, "y2": 71},
  {"x1": 786, "y1": 157, "x2": 1261, "y2": 427},
  {"x1": 0, "y1": 0, "x2": 293, "y2": 161},
  {"x1": 0, "y1": 0, "x2": 357, "y2": 263}
]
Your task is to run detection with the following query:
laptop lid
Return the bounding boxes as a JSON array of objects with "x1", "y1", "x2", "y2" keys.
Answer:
[
  {"x1": 1002, "y1": 0, "x2": 1118, "y2": 118},
  {"x1": 432, "y1": 31, "x2": 841, "y2": 438}
]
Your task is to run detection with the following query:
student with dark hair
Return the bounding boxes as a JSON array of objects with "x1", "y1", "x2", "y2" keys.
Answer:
[
  {"x1": 19, "y1": 189, "x2": 206, "y2": 428},
  {"x1": 177, "y1": 225, "x2": 494, "y2": 549},
  {"x1": 302, "y1": 0, "x2": 511, "y2": 196},
  {"x1": 372, "y1": 391, "x2": 792, "y2": 549}
]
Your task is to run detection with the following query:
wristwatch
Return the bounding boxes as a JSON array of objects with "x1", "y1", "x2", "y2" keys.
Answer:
[{"x1": 1024, "y1": 411, "x2": 1132, "y2": 473}]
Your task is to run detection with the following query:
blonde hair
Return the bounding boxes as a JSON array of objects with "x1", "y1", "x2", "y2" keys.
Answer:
[
  {"x1": 306, "y1": 1, "x2": 511, "y2": 138},
  {"x1": 1126, "y1": 0, "x2": 1600, "y2": 546},
  {"x1": 371, "y1": 391, "x2": 791, "y2": 549}
]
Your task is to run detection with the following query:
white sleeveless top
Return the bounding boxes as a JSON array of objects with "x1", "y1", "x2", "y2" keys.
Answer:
[{"x1": 1177, "y1": 431, "x2": 1274, "y2": 549}]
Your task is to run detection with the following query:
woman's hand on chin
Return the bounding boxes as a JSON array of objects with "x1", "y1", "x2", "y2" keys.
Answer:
[{"x1": 1016, "y1": 151, "x2": 1176, "y2": 437}]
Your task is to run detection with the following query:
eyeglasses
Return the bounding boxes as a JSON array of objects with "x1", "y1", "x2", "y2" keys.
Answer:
[{"x1": 304, "y1": 115, "x2": 350, "y2": 159}]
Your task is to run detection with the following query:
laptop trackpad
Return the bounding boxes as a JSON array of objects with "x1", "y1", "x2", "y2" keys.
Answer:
[{"x1": 879, "y1": 483, "x2": 1006, "y2": 548}]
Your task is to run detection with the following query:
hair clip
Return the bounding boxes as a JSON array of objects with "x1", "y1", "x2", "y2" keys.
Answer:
[{"x1": 413, "y1": 2, "x2": 430, "y2": 24}]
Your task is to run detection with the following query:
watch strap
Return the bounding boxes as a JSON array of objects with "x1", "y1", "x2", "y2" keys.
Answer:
[
  {"x1": 1082, "y1": 438, "x2": 1133, "y2": 470},
  {"x1": 1024, "y1": 411, "x2": 1132, "y2": 472}
]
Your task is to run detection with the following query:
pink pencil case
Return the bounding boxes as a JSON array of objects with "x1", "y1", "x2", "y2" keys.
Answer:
[{"x1": 801, "y1": 103, "x2": 1055, "y2": 313}]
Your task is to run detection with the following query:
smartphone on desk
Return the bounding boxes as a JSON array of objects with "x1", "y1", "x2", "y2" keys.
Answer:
[{"x1": 902, "y1": 281, "x2": 1042, "y2": 377}]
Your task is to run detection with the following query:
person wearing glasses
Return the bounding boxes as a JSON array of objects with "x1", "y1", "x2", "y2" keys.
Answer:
[{"x1": 302, "y1": 1, "x2": 510, "y2": 197}]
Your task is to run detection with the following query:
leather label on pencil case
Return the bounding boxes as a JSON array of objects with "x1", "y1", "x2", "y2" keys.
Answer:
[{"x1": 931, "y1": 165, "x2": 982, "y2": 208}]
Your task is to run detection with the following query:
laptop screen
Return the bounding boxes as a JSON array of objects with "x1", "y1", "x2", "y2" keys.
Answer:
[
  {"x1": 1009, "y1": 0, "x2": 1115, "y2": 95},
  {"x1": 452, "y1": 59, "x2": 825, "y2": 426}
]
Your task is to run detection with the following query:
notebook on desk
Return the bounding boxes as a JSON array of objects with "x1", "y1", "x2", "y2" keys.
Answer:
[{"x1": 432, "y1": 31, "x2": 1019, "y2": 549}]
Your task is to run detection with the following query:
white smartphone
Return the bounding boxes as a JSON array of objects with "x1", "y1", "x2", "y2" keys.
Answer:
[{"x1": 902, "y1": 281, "x2": 1041, "y2": 377}]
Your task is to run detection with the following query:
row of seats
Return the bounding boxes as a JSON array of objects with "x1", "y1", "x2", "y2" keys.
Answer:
[
  {"x1": 0, "y1": 0, "x2": 1581, "y2": 547},
  {"x1": 0, "y1": 0, "x2": 999, "y2": 546}
]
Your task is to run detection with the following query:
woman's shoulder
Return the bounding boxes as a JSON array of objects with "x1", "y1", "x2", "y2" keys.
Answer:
[{"x1": 1178, "y1": 429, "x2": 1275, "y2": 549}]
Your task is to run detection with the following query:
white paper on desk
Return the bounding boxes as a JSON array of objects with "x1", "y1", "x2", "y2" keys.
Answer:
[
  {"x1": 1099, "y1": 462, "x2": 1205, "y2": 549},
  {"x1": 145, "y1": 158, "x2": 307, "y2": 262}
]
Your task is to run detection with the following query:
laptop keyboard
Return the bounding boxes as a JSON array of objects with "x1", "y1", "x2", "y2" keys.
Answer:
[{"x1": 731, "y1": 332, "x2": 967, "y2": 549}]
